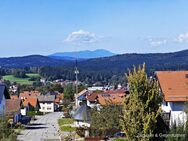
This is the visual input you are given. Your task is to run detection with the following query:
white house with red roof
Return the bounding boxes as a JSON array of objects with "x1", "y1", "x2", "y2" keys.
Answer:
[{"x1": 156, "y1": 71, "x2": 188, "y2": 127}]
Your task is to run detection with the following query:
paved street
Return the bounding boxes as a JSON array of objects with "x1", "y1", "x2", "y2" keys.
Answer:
[{"x1": 17, "y1": 112, "x2": 63, "y2": 141}]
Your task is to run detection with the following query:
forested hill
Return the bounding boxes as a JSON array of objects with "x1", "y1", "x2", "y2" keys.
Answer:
[
  {"x1": 0, "y1": 55, "x2": 70, "y2": 68},
  {"x1": 77, "y1": 49, "x2": 188, "y2": 74},
  {"x1": 1, "y1": 50, "x2": 188, "y2": 74}
]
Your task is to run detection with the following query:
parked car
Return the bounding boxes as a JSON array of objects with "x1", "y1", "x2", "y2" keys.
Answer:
[{"x1": 113, "y1": 131, "x2": 126, "y2": 138}]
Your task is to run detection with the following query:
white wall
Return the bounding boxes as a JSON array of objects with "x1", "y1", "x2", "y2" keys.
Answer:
[
  {"x1": 75, "y1": 98, "x2": 80, "y2": 108},
  {"x1": 39, "y1": 102, "x2": 54, "y2": 113},
  {"x1": 87, "y1": 100, "x2": 96, "y2": 108},
  {"x1": 162, "y1": 101, "x2": 187, "y2": 127},
  {"x1": 74, "y1": 121, "x2": 90, "y2": 127},
  {"x1": 88, "y1": 87, "x2": 104, "y2": 91},
  {"x1": 0, "y1": 95, "x2": 6, "y2": 116},
  {"x1": 170, "y1": 111, "x2": 187, "y2": 126},
  {"x1": 162, "y1": 101, "x2": 172, "y2": 113},
  {"x1": 21, "y1": 108, "x2": 27, "y2": 116}
]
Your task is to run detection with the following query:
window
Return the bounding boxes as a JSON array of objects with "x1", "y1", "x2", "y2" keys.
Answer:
[
  {"x1": 165, "y1": 102, "x2": 168, "y2": 106},
  {"x1": 47, "y1": 107, "x2": 51, "y2": 110}
]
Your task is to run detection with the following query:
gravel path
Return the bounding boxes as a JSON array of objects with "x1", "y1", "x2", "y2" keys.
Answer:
[{"x1": 17, "y1": 112, "x2": 64, "y2": 141}]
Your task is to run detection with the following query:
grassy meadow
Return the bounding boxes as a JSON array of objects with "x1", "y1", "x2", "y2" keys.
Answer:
[{"x1": 3, "y1": 73, "x2": 40, "y2": 85}]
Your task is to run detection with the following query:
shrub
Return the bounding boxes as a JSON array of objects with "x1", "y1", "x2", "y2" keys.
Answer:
[
  {"x1": 62, "y1": 133, "x2": 75, "y2": 141},
  {"x1": 26, "y1": 111, "x2": 36, "y2": 116},
  {"x1": 76, "y1": 127, "x2": 85, "y2": 137},
  {"x1": 114, "y1": 138, "x2": 128, "y2": 141},
  {"x1": 35, "y1": 111, "x2": 43, "y2": 115},
  {"x1": 0, "y1": 117, "x2": 17, "y2": 141},
  {"x1": 166, "y1": 123, "x2": 187, "y2": 141}
]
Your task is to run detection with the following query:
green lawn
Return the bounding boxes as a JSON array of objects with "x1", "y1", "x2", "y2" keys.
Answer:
[
  {"x1": 3, "y1": 73, "x2": 40, "y2": 85},
  {"x1": 58, "y1": 118, "x2": 74, "y2": 125},
  {"x1": 58, "y1": 118, "x2": 75, "y2": 132},
  {"x1": 26, "y1": 73, "x2": 40, "y2": 77},
  {"x1": 60, "y1": 126, "x2": 76, "y2": 132}
]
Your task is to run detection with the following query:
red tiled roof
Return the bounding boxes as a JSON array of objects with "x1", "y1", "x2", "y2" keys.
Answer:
[
  {"x1": 87, "y1": 93, "x2": 99, "y2": 102},
  {"x1": 19, "y1": 91, "x2": 41, "y2": 99},
  {"x1": 6, "y1": 99, "x2": 21, "y2": 114},
  {"x1": 55, "y1": 97, "x2": 60, "y2": 103},
  {"x1": 97, "y1": 94, "x2": 124, "y2": 105},
  {"x1": 10, "y1": 95, "x2": 19, "y2": 100},
  {"x1": 87, "y1": 90, "x2": 126, "y2": 105},
  {"x1": 156, "y1": 71, "x2": 188, "y2": 102},
  {"x1": 22, "y1": 97, "x2": 39, "y2": 108},
  {"x1": 105, "y1": 89, "x2": 126, "y2": 94}
]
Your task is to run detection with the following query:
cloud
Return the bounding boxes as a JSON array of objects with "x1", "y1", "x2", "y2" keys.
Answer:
[
  {"x1": 175, "y1": 32, "x2": 188, "y2": 43},
  {"x1": 64, "y1": 30, "x2": 100, "y2": 44},
  {"x1": 145, "y1": 31, "x2": 188, "y2": 47},
  {"x1": 150, "y1": 40, "x2": 167, "y2": 47},
  {"x1": 146, "y1": 37, "x2": 167, "y2": 47}
]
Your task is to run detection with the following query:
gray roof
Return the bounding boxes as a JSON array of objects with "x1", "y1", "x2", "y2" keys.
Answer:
[
  {"x1": 73, "y1": 104, "x2": 91, "y2": 121},
  {"x1": 37, "y1": 95, "x2": 55, "y2": 102},
  {"x1": 0, "y1": 84, "x2": 10, "y2": 102},
  {"x1": 46, "y1": 91, "x2": 59, "y2": 96}
]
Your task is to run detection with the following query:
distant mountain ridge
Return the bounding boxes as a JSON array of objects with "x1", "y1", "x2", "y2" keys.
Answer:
[
  {"x1": 48, "y1": 49, "x2": 115, "y2": 60},
  {"x1": 77, "y1": 49, "x2": 188, "y2": 74},
  {"x1": 0, "y1": 55, "x2": 70, "y2": 68},
  {"x1": 1, "y1": 50, "x2": 188, "y2": 73}
]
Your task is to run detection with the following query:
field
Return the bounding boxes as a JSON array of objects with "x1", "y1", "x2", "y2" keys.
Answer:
[
  {"x1": 3, "y1": 73, "x2": 40, "y2": 85},
  {"x1": 26, "y1": 73, "x2": 40, "y2": 77}
]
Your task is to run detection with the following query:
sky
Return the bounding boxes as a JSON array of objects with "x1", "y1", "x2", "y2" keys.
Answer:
[{"x1": 1, "y1": 0, "x2": 188, "y2": 57}]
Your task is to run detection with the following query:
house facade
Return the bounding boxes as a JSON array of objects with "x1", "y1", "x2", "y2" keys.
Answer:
[
  {"x1": 86, "y1": 89, "x2": 126, "y2": 108},
  {"x1": 86, "y1": 93, "x2": 100, "y2": 108},
  {"x1": 156, "y1": 71, "x2": 188, "y2": 127},
  {"x1": 21, "y1": 97, "x2": 40, "y2": 115},
  {"x1": 75, "y1": 89, "x2": 90, "y2": 108},
  {"x1": 0, "y1": 84, "x2": 10, "y2": 116},
  {"x1": 38, "y1": 95, "x2": 55, "y2": 113},
  {"x1": 6, "y1": 99, "x2": 21, "y2": 123}
]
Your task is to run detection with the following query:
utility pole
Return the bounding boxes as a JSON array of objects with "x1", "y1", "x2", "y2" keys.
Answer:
[{"x1": 74, "y1": 59, "x2": 79, "y2": 108}]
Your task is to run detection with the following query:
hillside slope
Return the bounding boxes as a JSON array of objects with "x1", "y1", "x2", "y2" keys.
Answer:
[
  {"x1": 0, "y1": 55, "x2": 70, "y2": 68},
  {"x1": 1, "y1": 50, "x2": 188, "y2": 74},
  {"x1": 77, "y1": 50, "x2": 188, "y2": 73}
]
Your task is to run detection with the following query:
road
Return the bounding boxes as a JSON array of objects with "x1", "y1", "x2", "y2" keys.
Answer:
[{"x1": 17, "y1": 112, "x2": 63, "y2": 141}]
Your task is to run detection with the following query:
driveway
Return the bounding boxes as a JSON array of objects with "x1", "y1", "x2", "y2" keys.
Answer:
[{"x1": 17, "y1": 112, "x2": 64, "y2": 141}]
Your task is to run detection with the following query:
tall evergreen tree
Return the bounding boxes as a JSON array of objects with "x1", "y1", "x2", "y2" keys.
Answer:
[
  {"x1": 121, "y1": 64, "x2": 162, "y2": 141},
  {"x1": 63, "y1": 83, "x2": 74, "y2": 101}
]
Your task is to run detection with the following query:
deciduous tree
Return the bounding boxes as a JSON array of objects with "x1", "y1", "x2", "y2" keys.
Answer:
[{"x1": 121, "y1": 64, "x2": 162, "y2": 141}]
